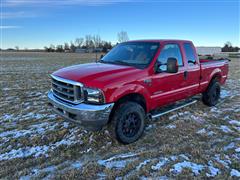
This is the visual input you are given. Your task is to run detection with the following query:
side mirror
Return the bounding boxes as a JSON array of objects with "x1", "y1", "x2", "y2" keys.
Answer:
[
  {"x1": 167, "y1": 57, "x2": 178, "y2": 73},
  {"x1": 100, "y1": 54, "x2": 104, "y2": 59}
]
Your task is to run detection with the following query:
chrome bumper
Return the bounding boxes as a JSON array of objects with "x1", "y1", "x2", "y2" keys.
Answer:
[{"x1": 47, "y1": 91, "x2": 114, "y2": 130}]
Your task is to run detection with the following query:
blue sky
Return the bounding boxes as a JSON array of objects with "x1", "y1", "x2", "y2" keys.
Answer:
[{"x1": 1, "y1": 0, "x2": 239, "y2": 49}]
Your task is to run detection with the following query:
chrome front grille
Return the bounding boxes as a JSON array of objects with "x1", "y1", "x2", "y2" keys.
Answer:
[{"x1": 51, "y1": 75, "x2": 83, "y2": 104}]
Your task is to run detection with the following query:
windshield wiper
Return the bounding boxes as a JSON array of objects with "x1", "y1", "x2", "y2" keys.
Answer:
[
  {"x1": 99, "y1": 60, "x2": 136, "y2": 66},
  {"x1": 113, "y1": 60, "x2": 132, "y2": 66}
]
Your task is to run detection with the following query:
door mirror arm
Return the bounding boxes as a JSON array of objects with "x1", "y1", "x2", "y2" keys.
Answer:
[
  {"x1": 188, "y1": 60, "x2": 196, "y2": 64},
  {"x1": 154, "y1": 61, "x2": 166, "y2": 73}
]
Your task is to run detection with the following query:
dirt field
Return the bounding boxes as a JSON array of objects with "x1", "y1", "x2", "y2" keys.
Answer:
[{"x1": 0, "y1": 52, "x2": 239, "y2": 179}]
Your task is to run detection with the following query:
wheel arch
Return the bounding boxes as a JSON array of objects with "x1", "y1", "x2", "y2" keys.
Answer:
[
  {"x1": 209, "y1": 68, "x2": 222, "y2": 85},
  {"x1": 108, "y1": 93, "x2": 147, "y2": 124}
]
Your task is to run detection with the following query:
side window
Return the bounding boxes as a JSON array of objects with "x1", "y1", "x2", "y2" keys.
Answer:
[
  {"x1": 157, "y1": 44, "x2": 183, "y2": 70},
  {"x1": 184, "y1": 43, "x2": 196, "y2": 65}
]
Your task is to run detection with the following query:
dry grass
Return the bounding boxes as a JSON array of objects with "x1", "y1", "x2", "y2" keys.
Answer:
[{"x1": 0, "y1": 52, "x2": 239, "y2": 179}]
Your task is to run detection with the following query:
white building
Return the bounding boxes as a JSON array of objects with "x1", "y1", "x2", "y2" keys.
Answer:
[{"x1": 196, "y1": 47, "x2": 222, "y2": 55}]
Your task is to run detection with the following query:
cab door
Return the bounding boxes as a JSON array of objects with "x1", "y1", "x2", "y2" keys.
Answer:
[
  {"x1": 182, "y1": 43, "x2": 201, "y2": 97},
  {"x1": 150, "y1": 43, "x2": 188, "y2": 108}
]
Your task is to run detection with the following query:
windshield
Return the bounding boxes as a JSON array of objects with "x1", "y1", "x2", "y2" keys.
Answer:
[{"x1": 101, "y1": 42, "x2": 160, "y2": 69}]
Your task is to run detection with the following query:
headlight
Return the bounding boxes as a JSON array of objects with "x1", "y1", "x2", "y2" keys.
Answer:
[{"x1": 83, "y1": 87, "x2": 105, "y2": 104}]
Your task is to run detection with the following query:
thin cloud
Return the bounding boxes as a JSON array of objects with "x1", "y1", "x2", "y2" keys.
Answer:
[
  {"x1": 1, "y1": 11, "x2": 36, "y2": 19},
  {"x1": 2, "y1": 0, "x2": 132, "y2": 7},
  {"x1": 0, "y1": 26, "x2": 22, "y2": 29},
  {"x1": 2, "y1": 0, "x2": 239, "y2": 7}
]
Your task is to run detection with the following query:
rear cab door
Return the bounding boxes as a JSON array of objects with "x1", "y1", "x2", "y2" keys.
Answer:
[{"x1": 181, "y1": 42, "x2": 201, "y2": 96}]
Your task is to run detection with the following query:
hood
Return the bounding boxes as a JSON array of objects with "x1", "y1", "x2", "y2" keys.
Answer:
[{"x1": 53, "y1": 63, "x2": 143, "y2": 88}]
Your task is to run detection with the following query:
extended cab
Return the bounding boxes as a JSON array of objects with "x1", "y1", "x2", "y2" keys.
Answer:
[{"x1": 48, "y1": 40, "x2": 229, "y2": 144}]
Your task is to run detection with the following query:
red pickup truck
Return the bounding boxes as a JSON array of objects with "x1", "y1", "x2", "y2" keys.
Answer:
[{"x1": 48, "y1": 40, "x2": 229, "y2": 144}]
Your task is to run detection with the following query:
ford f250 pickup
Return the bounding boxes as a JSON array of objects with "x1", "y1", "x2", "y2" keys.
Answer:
[{"x1": 48, "y1": 40, "x2": 229, "y2": 144}]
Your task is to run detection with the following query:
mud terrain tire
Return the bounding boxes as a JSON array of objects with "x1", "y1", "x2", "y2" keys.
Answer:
[
  {"x1": 202, "y1": 79, "x2": 221, "y2": 106},
  {"x1": 111, "y1": 102, "x2": 145, "y2": 144}
]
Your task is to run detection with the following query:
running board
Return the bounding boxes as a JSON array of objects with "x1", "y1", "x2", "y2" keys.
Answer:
[{"x1": 150, "y1": 99, "x2": 197, "y2": 119}]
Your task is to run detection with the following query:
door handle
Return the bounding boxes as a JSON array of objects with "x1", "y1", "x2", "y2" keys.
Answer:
[{"x1": 184, "y1": 71, "x2": 188, "y2": 80}]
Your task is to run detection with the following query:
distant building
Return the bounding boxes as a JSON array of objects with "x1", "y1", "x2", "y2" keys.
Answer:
[
  {"x1": 94, "y1": 48, "x2": 103, "y2": 52},
  {"x1": 75, "y1": 48, "x2": 86, "y2": 53},
  {"x1": 196, "y1": 47, "x2": 222, "y2": 55},
  {"x1": 75, "y1": 48, "x2": 103, "y2": 53},
  {"x1": 64, "y1": 49, "x2": 71, "y2": 53}
]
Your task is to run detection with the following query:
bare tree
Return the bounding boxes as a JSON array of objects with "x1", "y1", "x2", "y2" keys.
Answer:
[
  {"x1": 222, "y1": 41, "x2": 239, "y2": 52},
  {"x1": 56, "y1": 45, "x2": 64, "y2": 52},
  {"x1": 93, "y1": 35, "x2": 101, "y2": 48},
  {"x1": 75, "y1": 38, "x2": 84, "y2": 48},
  {"x1": 50, "y1": 44, "x2": 55, "y2": 52},
  {"x1": 225, "y1": 41, "x2": 232, "y2": 47},
  {"x1": 117, "y1": 31, "x2": 129, "y2": 43},
  {"x1": 15, "y1": 46, "x2": 19, "y2": 51},
  {"x1": 85, "y1": 35, "x2": 92, "y2": 48},
  {"x1": 64, "y1": 43, "x2": 70, "y2": 51},
  {"x1": 70, "y1": 41, "x2": 76, "y2": 52}
]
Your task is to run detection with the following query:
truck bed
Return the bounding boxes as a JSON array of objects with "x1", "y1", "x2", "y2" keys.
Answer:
[{"x1": 199, "y1": 58, "x2": 229, "y2": 92}]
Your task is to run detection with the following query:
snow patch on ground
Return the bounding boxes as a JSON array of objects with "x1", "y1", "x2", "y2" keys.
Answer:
[
  {"x1": 196, "y1": 128, "x2": 215, "y2": 136},
  {"x1": 170, "y1": 161, "x2": 204, "y2": 175},
  {"x1": 145, "y1": 124, "x2": 157, "y2": 131},
  {"x1": 169, "y1": 114, "x2": 178, "y2": 120},
  {"x1": 221, "y1": 89, "x2": 231, "y2": 98},
  {"x1": 136, "y1": 159, "x2": 151, "y2": 171},
  {"x1": 231, "y1": 169, "x2": 240, "y2": 177},
  {"x1": 151, "y1": 154, "x2": 189, "y2": 171},
  {"x1": 219, "y1": 125, "x2": 233, "y2": 133},
  {"x1": 0, "y1": 122, "x2": 58, "y2": 139},
  {"x1": 71, "y1": 161, "x2": 83, "y2": 169},
  {"x1": 196, "y1": 128, "x2": 207, "y2": 134},
  {"x1": 149, "y1": 154, "x2": 223, "y2": 177},
  {"x1": 0, "y1": 145, "x2": 50, "y2": 161},
  {"x1": 178, "y1": 111, "x2": 190, "y2": 116},
  {"x1": 235, "y1": 147, "x2": 240, "y2": 152},
  {"x1": 224, "y1": 142, "x2": 235, "y2": 151},
  {"x1": 0, "y1": 128, "x2": 84, "y2": 161},
  {"x1": 190, "y1": 115, "x2": 205, "y2": 123},
  {"x1": 210, "y1": 107, "x2": 222, "y2": 114},
  {"x1": 206, "y1": 161, "x2": 220, "y2": 177},
  {"x1": 229, "y1": 120, "x2": 240, "y2": 126},
  {"x1": 214, "y1": 154, "x2": 231, "y2": 169},
  {"x1": 97, "y1": 172, "x2": 107, "y2": 178},
  {"x1": 0, "y1": 113, "x2": 57, "y2": 124},
  {"x1": 20, "y1": 160, "x2": 83, "y2": 179},
  {"x1": 151, "y1": 157, "x2": 169, "y2": 170},
  {"x1": 97, "y1": 153, "x2": 139, "y2": 169},
  {"x1": 165, "y1": 124, "x2": 176, "y2": 129}
]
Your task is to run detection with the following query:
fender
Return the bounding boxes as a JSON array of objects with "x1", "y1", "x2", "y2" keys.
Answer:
[
  {"x1": 107, "y1": 83, "x2": 152, "y2": 112},
  {"x1": 208, "y1": 68, "x2": 222, "y2": 85}
]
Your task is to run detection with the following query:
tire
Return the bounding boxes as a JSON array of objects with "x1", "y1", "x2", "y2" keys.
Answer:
[
  {"x1": 111, "y1": 102, "x2": 145, "y2": 144},
  {"x1": 202, "y1": 79, "x2": 221, "y2": 106}
]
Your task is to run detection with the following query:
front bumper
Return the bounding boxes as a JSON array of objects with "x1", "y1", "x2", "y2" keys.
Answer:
[{"x1": 47, "y1": 91, "x2": 114, "y2": 130}]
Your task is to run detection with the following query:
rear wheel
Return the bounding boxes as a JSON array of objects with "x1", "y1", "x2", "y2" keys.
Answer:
[
  {"x1": 202, "y1": 79, "x2": 221, "y2": 106},
  {"x1": 111, "y1": 102, "x2": 145, "y2": 144}
]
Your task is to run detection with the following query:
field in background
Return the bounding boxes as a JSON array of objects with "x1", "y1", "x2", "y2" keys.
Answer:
[{"x1": 0, "y1": 52, "x2": 239, "y2": 179}]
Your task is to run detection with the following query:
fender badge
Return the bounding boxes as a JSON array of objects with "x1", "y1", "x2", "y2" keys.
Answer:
[{"x1": 143, "y1": 79, "x2": 152, "y2": 86}]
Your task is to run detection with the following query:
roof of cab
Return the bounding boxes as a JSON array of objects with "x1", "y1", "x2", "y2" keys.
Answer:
[{"x1": 127, "y1": 39, "x2": 193, "y2": 43}]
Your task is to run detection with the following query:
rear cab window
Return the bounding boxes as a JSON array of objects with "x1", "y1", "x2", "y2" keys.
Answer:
[
  {"x1": 157, "y1": 43, "x2": 183, "y2": 71},
  {"x1": 183, "y1": 43, "x2": 197, "y2": 65}
]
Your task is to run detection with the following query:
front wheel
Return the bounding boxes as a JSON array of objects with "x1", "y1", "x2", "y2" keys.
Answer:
[
  {"x1": 111, "y1": 102, "x2": 145, "y2": 144},
  {"x1": 202, "y1": 79, "x2": 221, "y2": 106}
]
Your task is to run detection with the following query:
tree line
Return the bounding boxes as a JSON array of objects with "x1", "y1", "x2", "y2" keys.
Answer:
[
  {"x1": 221, "y1": 41, "x2": 239, "y2": 52},
  {"x1": 44, "y1": 31, "x2": 129, "y2": 53}
]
